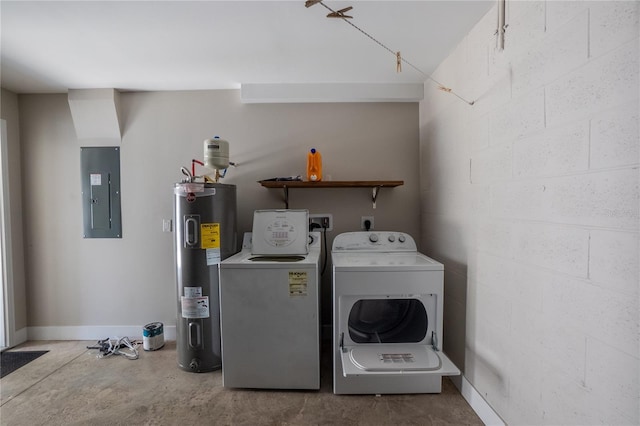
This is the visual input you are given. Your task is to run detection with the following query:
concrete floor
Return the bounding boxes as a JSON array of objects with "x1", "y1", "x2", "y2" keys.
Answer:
[{"x1": 1, "y1": 340, "x2": 483, "y2": 425}]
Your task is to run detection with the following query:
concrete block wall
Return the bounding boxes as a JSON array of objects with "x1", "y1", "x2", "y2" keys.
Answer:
[{"x1": 419, "y1": 1, "x2": 638, "y2": 424}]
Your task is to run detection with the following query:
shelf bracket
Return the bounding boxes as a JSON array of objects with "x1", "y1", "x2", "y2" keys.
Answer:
[{"x1": 372, "y1": 186, "x2": 381, "y2": 209}]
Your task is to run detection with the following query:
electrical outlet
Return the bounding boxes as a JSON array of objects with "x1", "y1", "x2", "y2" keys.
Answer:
[
  {"x1": 309, "y1": 214, "x2": 333, "y2": 231},
  {"x1": 162, "y1": 219, "x2": 173, "y2": 233},
  {"x1": 361, "y1": 216, "x2": 374, "y2": 230}
]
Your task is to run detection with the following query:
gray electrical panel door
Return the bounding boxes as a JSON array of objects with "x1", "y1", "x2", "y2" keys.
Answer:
[{"x1": 81, "y1": 147, "x2": 122, "y2": 238}]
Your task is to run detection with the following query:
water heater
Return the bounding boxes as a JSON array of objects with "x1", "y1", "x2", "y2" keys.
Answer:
[{"x1": 173, "y1": 181, "x2": 237, "y2": 372}]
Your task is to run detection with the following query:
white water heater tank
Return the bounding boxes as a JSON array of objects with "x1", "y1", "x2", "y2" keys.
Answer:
[{"x1": 204, "y1": 136, "x2": 230, "y2": 170}]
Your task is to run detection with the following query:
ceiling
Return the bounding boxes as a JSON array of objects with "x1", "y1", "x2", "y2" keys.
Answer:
[{"x1": 0, "y1": 1, "x2": 494, "y2": 95}]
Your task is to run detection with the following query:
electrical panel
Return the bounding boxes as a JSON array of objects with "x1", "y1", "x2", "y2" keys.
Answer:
[{"x1": 80, "y1": 147, "x2": 122, "y2": 238}]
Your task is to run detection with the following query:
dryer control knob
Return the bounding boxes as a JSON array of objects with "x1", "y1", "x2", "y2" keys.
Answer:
[
  {"x1": 369, "y1": 233, "x2": 379, "y2": 243},
  {"x1": 398, "y1": 235, "x2": 406, "y2": 243},
  {"x1": 388, "y1": 235, "x2": 395, "y2": 242}
]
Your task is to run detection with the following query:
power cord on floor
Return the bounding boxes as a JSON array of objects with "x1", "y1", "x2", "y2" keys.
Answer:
[{"x1": 87, "y1": 337, "x2": 139, "y2": 360}]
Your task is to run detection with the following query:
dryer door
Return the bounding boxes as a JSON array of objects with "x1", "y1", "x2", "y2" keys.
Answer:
[
  {"x1": 340, "y1": 343, "x2": 459, "y2": 376},
  {"x1": 338, "y1": 295, "x2": 459, "y2": 377}
]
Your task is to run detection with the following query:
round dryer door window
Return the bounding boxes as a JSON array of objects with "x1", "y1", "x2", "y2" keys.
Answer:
[{"x1": 347, "y1": 299, "x2": 427, "y2": 344}]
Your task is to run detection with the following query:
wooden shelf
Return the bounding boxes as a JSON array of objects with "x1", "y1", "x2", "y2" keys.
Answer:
[
  {"x1": 258, "y1": 180, "x2": 404, "y2": 208},
  {"x1": 259, "y1": 180, "x2": 403, "y2": 189}
]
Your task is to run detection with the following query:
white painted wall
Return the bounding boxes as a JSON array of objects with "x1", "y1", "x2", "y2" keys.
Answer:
[
  {"x1": 18, "y1": 90, "x2": 420, "y2": 337},
  {"x1": 420, "y1": 1, "x2": 639, "y2": 424}
]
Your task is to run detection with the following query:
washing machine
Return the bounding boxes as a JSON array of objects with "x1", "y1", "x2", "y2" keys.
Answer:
[
  {"x1": 332, "y1": 231, "x2": 460, "y2": 394},
  {"x1": 219, "y1": 209, "x2": 321, "y2": 389}
]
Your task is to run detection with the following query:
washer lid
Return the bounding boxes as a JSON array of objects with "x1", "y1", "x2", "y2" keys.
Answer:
[{"x1": 221, "y1": 246, "x2": 320, "y2": 268}]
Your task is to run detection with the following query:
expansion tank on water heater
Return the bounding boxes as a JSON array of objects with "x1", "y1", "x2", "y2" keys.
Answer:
[{"x1": 173, "y1": 182, "x2": 237, "y2": 372}]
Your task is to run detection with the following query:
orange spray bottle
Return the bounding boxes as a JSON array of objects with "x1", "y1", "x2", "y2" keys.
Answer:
[{"x1": 306, "y1": 148, "x2": 322, "y2": 182}]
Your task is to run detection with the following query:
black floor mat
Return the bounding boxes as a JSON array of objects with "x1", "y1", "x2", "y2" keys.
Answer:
[{"x1": 1, "y1": 351, "x2": 49, "y2": 378}]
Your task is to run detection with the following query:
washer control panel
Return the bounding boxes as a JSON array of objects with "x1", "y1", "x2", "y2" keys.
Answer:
[
  {"x1": 332, "y1": 231, "x2": 417, "y2": 252},
  {"x1": 251, "y1": 209, "x2": 309, "y2": 255}
]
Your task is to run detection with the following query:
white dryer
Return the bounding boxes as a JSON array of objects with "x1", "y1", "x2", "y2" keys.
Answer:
[
  {"x1": 332, "y1": 231, "x2": 459, "y2": 394},
  {"x1": 219, "y1": 209, "x2": 321, "y2": 390}
]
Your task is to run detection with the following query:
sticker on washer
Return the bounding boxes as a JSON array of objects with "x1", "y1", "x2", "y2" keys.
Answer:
[
  {"x1": 181, "y1": 296, "x2": 210, "y2": 318},
  {"x1": 200, "y1": 223, "x2": 220, "y2": 249},
  {"x1": 289, "y1": 271, "x2": 308, "y2": 296},
  {"x1": 206, "y1": 248, "x2": 221, "y2": 265}
]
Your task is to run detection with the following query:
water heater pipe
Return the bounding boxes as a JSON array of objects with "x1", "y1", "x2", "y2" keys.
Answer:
[{"x1": 191, "y1": 159, "x2": 204, "y2": 178}]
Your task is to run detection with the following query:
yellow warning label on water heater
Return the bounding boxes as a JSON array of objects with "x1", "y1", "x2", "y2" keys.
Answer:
[
  {"x1": 200, "y1": 223, "x2": 220, "y2": 249},
  {"x1": 289, "y1": 271, "x2": 308, "y2": 296}
]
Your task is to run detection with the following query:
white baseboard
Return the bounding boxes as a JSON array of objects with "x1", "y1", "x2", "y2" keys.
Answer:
[
  {"x1": 450, "y1": 375, "x2": 505, "y2": 426},
  {"x1": 27, "y1": 325, "x2": 177, "y2": 341}
]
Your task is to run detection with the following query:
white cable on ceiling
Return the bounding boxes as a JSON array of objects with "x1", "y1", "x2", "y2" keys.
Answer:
[{"x1": 310, "y1": 1, "x2": 476, "y2": 106}]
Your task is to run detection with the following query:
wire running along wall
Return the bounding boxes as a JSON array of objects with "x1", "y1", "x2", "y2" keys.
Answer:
[{"x1": 305, "y1": 0, "x2": 477, "y2": 106}]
